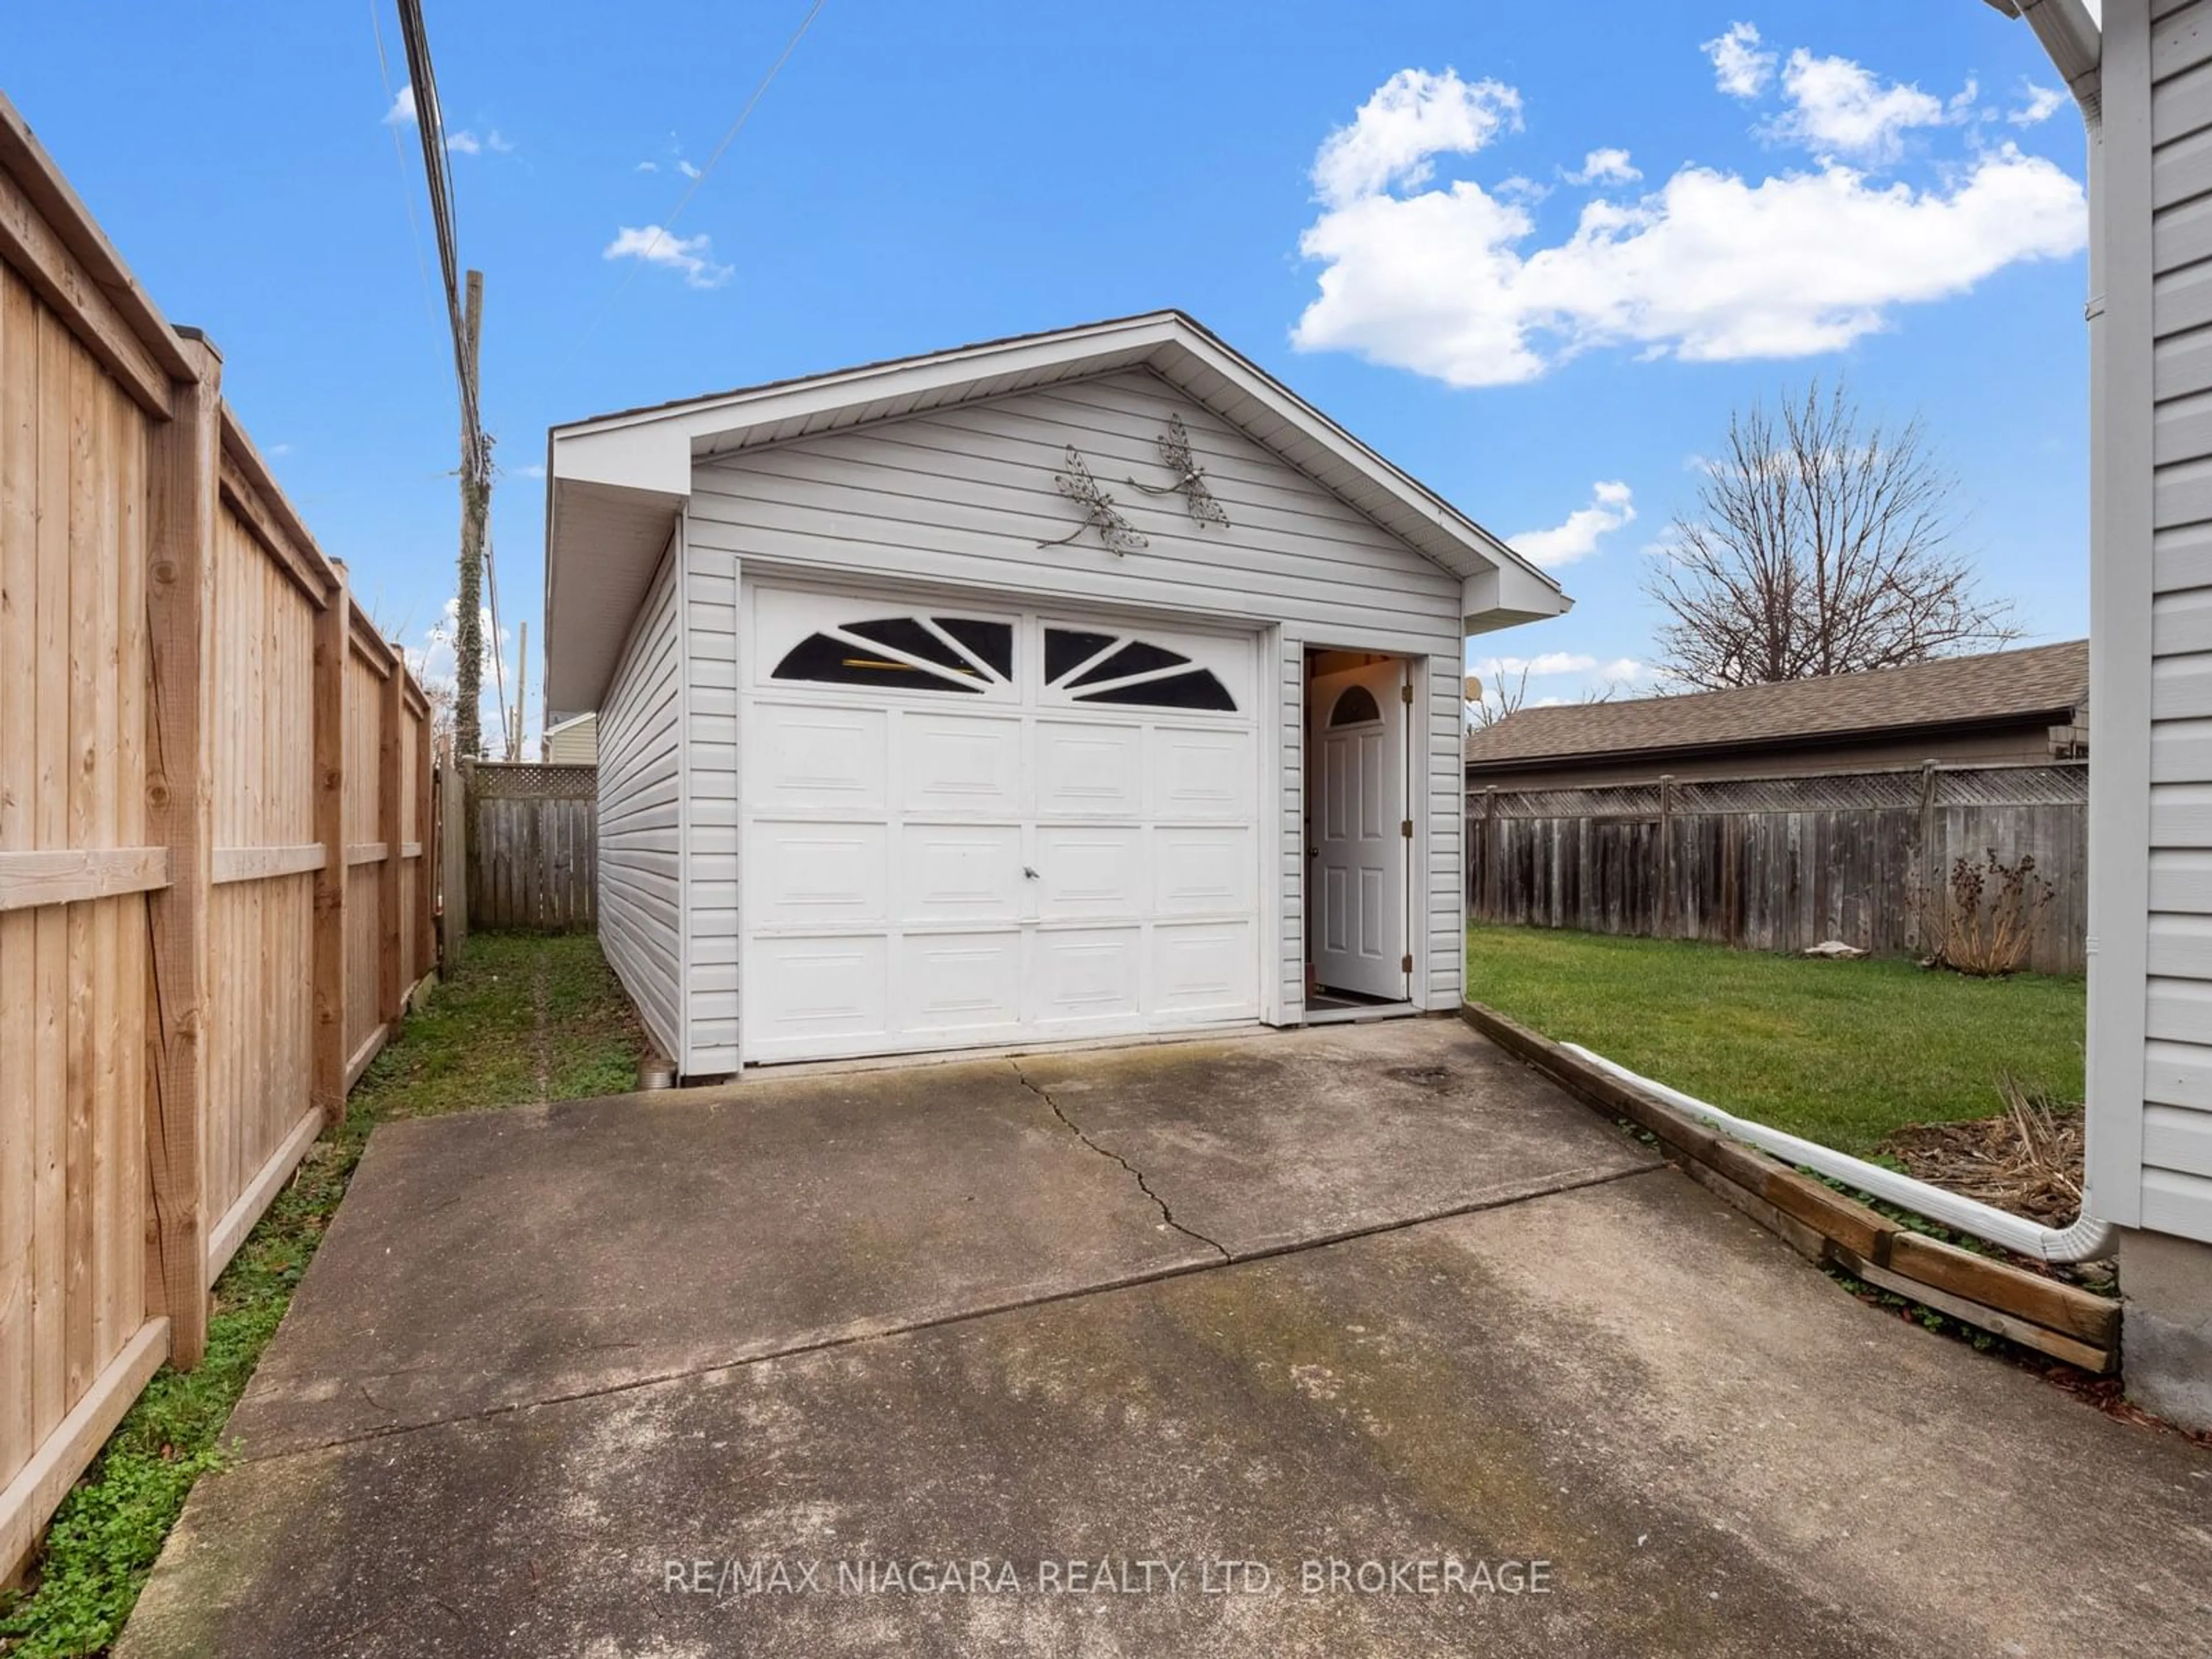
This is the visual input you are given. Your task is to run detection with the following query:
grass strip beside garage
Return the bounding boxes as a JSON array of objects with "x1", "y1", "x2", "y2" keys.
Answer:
[
  {"x1": 1464, "y1": 924, "x2": 2085, "y2": 1158},
  {"x1": 0, "y1": 934, "x2": 643, "y2": 1659}
]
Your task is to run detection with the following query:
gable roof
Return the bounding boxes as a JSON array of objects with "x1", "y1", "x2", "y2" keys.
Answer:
[
  {"x1": 544, "y1": 311, "x2": 1569, "y2": 713},
  {"x1": 1464, "y1": 641, "x2": 2089, "y2": 771}
]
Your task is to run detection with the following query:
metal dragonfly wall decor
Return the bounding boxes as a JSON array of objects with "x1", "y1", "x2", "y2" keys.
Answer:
[{"x1": 1036, "y1": 411, "x2": 1230, "y2": 554}]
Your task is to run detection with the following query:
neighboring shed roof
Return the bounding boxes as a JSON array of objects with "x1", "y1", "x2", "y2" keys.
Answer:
[
  {"x1": 544, "y1": 311, "x2": 1570, "y2": 714},
  {"x1": 1464, "y1": 641, "x2": 2089, "y2": 770}
]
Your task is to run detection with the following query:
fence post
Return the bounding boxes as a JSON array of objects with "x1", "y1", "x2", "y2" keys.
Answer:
[
  {"x1": 310, "y1": 570, "x2": 350, "y2": 1131},
  {"x1": 1912, "y1": 759, "x2": 1940, "y2": 954},
  {"x1": 413, "y1": 698, "x2": 433, "y2": 988},
  {"x1": 377, "y1": 654, "x2": 402, "y2": 1028},
  {"x1": 142, "y1": 334, "x2": 221, "y2": 1368},
  {"x1": 439, "y1": 757, "x2": 467, "y2": 965},
  {"x1": 1658, "y1": 774, "x2": 1676, "y2": 940}
]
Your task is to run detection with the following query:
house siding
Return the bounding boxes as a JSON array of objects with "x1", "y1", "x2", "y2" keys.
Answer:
[
  {"x1": 687, "y1": 365, "x2": 1469, "y2": 1020},
  {"x1": 594, "y1": 536, "x2": 684, "y2": 1063},
  {"x1": 2142, "y1": 0, "x2": 2212, "y2": 1240},
  {"x1": 682, "y1": 528, "x2": 741, "y2": 1074}
]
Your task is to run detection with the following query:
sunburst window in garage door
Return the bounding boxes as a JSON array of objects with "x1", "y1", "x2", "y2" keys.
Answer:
[
  {"x1": 771, "y1": 614, "x2": 1016, "y2": 692},
  {"x1": 1042, "y1": 627, "x2": 1236, "y2": 711}
]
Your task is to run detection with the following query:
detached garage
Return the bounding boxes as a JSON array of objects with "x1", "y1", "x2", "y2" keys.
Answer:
[{"x1": 541, "y1": 312, "x2": 1567, "y2": 1075}]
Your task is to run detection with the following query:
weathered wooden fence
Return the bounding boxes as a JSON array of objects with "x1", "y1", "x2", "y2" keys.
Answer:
[
  {"x1": 464, "y1": 762, "x2": 596, "y2": 931},
  {"x1": 1467, "y1": 762, "x2": 2089, "y2": 974},
  {"x1": 0, "y1": 96, "x2": 434, "y2": 1579}
]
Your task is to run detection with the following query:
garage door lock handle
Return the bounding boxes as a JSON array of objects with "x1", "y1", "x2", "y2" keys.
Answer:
[{"x1": 1022, "y1": 865, "x2": 1039, "y2": 880}]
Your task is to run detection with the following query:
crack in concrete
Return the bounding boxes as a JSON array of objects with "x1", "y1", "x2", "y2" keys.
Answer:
[
  {"x1": 231, "y1": 1163, "x2": 1668, "y2": 1465},
  {"x1": 1008, "y1": 1058, "x2": 1232, "y2": 1262}
]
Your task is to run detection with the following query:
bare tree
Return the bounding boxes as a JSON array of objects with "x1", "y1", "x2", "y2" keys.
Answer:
[
  {"x1": 1468, "y1": 664, "x2": 1532, "y2": 730},
  {"x1": 1647, "y1": 381, "x2": 2016, "y2": 690},
  {"x1": 1466, "y1": 665, "x2": 1619, "y2": 730}
]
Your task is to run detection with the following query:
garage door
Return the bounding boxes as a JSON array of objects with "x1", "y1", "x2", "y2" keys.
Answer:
[{"x1": 741, "y1": 586, "x2": 1262, "y2": 1063}]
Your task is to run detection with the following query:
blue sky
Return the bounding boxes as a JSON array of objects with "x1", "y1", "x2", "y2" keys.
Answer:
[{"x1": 10, "y1": 2, "x2": 2089, "y2": 737}]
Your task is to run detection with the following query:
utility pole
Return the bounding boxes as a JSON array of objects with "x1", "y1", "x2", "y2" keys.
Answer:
[
  {"x1": 510, "y1": 619, "x2": 528, "y2": 760},
  {"x1": 454, "y1": 268, "x2": 488, "y2": 760}
]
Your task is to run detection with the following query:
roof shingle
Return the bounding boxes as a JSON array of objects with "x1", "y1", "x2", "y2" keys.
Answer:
[{"x1": 1464, "y1": 641, "x2": 2088, "y2": 768}]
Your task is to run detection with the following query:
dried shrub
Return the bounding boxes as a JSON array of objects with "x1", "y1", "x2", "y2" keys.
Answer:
[
  {"x1": 1881, "y1": 1075, "x2": 2085, "y2": 1227},
  {"x1": 1919, "y1": 848, "x2": 2055, "y2": 977}
]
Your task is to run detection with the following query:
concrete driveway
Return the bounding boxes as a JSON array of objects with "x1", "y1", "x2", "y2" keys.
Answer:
[{"x1": 120, "y1": 1019, "x2": 2212, "y2": 1658}]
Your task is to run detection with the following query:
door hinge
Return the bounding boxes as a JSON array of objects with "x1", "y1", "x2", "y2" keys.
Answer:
[
  {"x1": 1400, "y1": 818, "x2": 1413, "y2": 838},
  {"x1": 1400, "y1": 953, "x2": 1413, "y2": 974},
  {"x1": 1400, "y1": 681, "x2": 1414, "y2": 704}
]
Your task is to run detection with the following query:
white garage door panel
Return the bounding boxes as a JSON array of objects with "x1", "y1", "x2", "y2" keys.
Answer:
[
  {"x1": 1035, "y1": 825, "x2": 1144, "y2": 919},
  {"x1": 740, "y1": 591, "x2": 1262, "y2": 1063},
  {"x1": 749, "y1": 821, "x2": 887, "y2": 926},
  {"x1": 747, "y1": 935, "x2": 889, "y2": 1054},
  {"x1": 1153, "y1": 826, "x2": 1253, "y2": 915},
  {"x1": 1033, "y1": 927, "x2": 1143, "y2": 1025},
  {"x1": 1153, "y1": 728, "x2": 1254, "y2": 820},
  {"x1": 753, "y1": 703, "x2": 887, "y2": 810},
  {"x1": 900, "y1": 713, "x2": 1021, "y2": 815},
  {"x1": 898, "y1": 932, "x2": 1024, "y2": 1032},
  {"x1": 1154, "y1": 922, "x2": 1255, "y2": 1014},
  {"x1": 900, "y1": 823, "x2": 1023, "y2": 923},
  {"x1": 1036, "y1": 722, "x2": 1143, "y2": 817}
]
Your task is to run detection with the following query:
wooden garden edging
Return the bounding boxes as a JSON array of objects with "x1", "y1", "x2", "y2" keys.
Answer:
[
  {"x1": 0, "y1": 93, "x2": 435, "y2": 1581},
  {"x1": 1457, "y1": 1000, "x2": 2120, "y2": 1372}
]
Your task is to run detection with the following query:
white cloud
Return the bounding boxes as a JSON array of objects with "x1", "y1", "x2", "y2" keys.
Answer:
[
  {"x1": 636, "y1": 160, "x2": 658, "y2": 172},
  {"x1": 1705, "y1": 22, "x2": 1775, "y2": 99},
  {"x1": 2009, "y1": 82, "x2": 2069, "y2": 126},
  {"x1": 1597, "y1": 657, "x2": 1646, "y2": 683},
  {"x1": 1293, "y1": 60, "x2": 2086, "y2": 388},
  {"x1": 1566, "y1": 147, "x2": 1641, "y2": 186},
  {"x1": 1771, "y1": 49, "x2": 1954, "y2": 162},
  {"x1": 1475, "y1": 652, "x2": 1599, "y2": 679},
  {"x1": 677, "y1": 158, "x2": 702, "y2": 180},
  {"x1": 514, "y1": 461, "x2": 546, "y2": 480},
  {"x1": 382, "y1": 84, "x2": 416, "y2": 126},
  {"x1": 445, "y1": 127, "x2": 514, "y2": 156},
  {"x1": 603, "y1": 225, "x2": 734, "y2": 289},
  {"x1": 1311, "y1": 68, "x2": 1521, "y2": 207},
  {"x1": 1508, "y1": 481, "x2": 1637, "y2": 569}
]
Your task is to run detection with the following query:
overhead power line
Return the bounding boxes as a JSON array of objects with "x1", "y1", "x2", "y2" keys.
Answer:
[
  {"x1": 577, "y1": 0, "x2": 828, "y2": 348},
  {"x1": 393, "y1": 0, "x2": 485, "y2": 483}
]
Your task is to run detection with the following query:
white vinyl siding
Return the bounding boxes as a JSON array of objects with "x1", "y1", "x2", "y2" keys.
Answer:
[
  {"x1": 594, "y1": 536, "x2": 684, "y2": 1062},
  {"x1": 688, "y1": 367, "x2": 1467, "y2": 1018},
  {"x1": 2142, "y1": 0, "x2": 2212, "y2": 1240},
  {"x1": 682, "y1": 531, "x2": 741, "y2": 1073},
  {"x1": 1278, "y1": 631, "x2": 1307, "y2": 1021}
]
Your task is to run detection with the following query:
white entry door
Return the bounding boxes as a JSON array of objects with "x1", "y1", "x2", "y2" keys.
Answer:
[
  {"x1": 1308, "y1": 661, "x2": 1409, "y2": 1002},
  {"x1": 740, "y1": 586, "x2": 1262, "y2": 1063}
]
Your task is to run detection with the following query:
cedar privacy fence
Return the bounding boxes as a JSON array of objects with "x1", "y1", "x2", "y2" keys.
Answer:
[
  {"x1": 1467, "y1": 761, "x2": 2089, "y2": 975},
  {"x1": 0, "y1": 96, "x2": 435, "y2": 1579},
  {"x1": 461, "y1": 761, "x2": 596, "y2": 933}
]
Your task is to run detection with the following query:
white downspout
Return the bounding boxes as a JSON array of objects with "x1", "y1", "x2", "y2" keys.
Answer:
[{"x1": 1565, "y1": 1045, "x2": 2117, "y2": 1263}]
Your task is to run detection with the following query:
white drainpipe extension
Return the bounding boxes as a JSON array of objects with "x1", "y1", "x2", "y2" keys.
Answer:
[{"x1": 1563, "y1": 1044, "x2": 2118, "y2": 1263}]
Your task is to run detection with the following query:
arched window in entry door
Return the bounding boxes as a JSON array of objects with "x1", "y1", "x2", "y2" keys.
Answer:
[{"x1": 1328, "y1": 684, "x2": 1382, "y2": 726}]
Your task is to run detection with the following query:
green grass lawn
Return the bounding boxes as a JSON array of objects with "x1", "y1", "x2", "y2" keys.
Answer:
[
  {"x1": 1465, "y1": 924, "x2": 2085, "y2": 1157},
  {"x1": 0, "y1": 933, "x2": 642, "y2": 1659}
]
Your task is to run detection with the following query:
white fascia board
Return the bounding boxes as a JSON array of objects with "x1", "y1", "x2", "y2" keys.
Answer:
[
  {"x1": 552, "y1": 419, "x2": 693, "y2": 498},
  {"x1": 1463, "y1": 566, "x2": 1573, "y2": 635},
  {"x1": 555, "y1": 313, "x2": 1188, "y2": 448}
]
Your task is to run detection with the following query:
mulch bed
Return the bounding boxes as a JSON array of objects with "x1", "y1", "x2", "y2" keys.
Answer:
[{"x1": 1878, "y1": 1093, "x2": 2086, "y2": 1229}]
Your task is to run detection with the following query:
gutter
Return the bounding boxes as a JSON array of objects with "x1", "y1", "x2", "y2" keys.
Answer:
[
  {"x1": 1565, "y1": 1046, "x2": 2116, "y2": 1263},
  {"x1": 1984, "y1": 0, "x2": 2103, "y2": 118}
]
